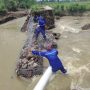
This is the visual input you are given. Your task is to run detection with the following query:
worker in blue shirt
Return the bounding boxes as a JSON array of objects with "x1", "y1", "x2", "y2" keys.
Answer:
[
  {"x1": 31, "y1": 44, "x2": 67, "y2": 74},
  {"x1": 33, "y1": 15, "x2": 38, "y2": 22},
  {"x1": 34, "y1": 15, "x2": 46, "y2": 41}
]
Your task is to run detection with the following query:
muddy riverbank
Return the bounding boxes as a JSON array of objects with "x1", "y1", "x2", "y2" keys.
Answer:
[{"x1": 0, "y1": 10, "x2": 28, "y2": 24}]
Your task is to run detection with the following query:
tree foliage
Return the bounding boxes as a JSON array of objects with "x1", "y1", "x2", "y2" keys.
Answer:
[
  {"x1": 4, "y1": 0, "x2": 18, "y2": 11},
  {"x1": 17, "y1": 0, "x2": 36, "y2": 9},
  {"x1": 0, "y1": 0, "x2": 36, "y2": 12},
  {"x1": 0, "y1": 0, "x2": 7, "y2": 15}
]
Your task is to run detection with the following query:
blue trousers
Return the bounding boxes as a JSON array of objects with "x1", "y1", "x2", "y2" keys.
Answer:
[
  {"x1": 35, "y1": 26, "x2": 46, "y2": 40},
  {"x1": 52, "y1": 65, "x2": 67, "y2": 73}
]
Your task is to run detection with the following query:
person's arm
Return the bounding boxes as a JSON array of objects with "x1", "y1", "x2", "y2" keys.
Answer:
[
  {"x1": 32, "y1": 50, "x2": 46, "y2": 57},
  {"x1": 54, "y1": 49, "x2": 58, "y2": 55}
]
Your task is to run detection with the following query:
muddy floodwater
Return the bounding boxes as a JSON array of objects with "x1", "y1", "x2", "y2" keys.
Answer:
[
  {"x1": 0, "y1": 17, "x2": 27, "y2": 90},
  {"x1": 45, "y1": 16, "x2": 90, "y2": 90},
  {"x1": 0, "y1": 15, "x2": 90, "y2": 90}
]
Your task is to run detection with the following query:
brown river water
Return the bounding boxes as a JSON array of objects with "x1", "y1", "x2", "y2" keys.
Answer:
[{"x1": 0, "y1": 15, "x2": 90, "y2": 90}]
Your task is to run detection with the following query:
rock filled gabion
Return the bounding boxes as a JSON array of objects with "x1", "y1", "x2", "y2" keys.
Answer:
[
  {"x1": 16, "y1": 37, "x2": 44, "y2": 78},
  {"x1": 16, "y1": 51, "x2": 43, "y2": 78},
  {"x1": 16, "y1": 15, "x2": 60, "y2": 78}
]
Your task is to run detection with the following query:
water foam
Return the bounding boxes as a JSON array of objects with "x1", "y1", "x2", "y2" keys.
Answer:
[
  {"x1": 72, "y1": 47, "x2": 81, "y2": 53},
  {"x1": 66, "y1": 62, "x2": 90, "y2": 90}
]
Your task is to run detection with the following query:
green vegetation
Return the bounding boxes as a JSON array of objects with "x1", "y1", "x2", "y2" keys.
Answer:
[
  {"x1": 0, "y1": 0, "x2": 90, "y2": 16},
  {"x1": 0, "y1": 0, "x2": 36, "y2": 14},
  {"x1": 4, "y1": 0, "x2": 18, "y2": 11},
  {"x1": 31, "y1": 1, "x2": 90, "y2": 16},
  {"x1": 0, "y1": 0, "x2": 7, "y2": 15}
]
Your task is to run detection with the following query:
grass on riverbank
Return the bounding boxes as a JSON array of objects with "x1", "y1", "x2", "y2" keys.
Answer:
[
  {"x1": 0, "y1": 1, "x2": 90, "y2": 16},
  {"x1": 31, "y1": 1, "x2": 90, "y2": 16}
]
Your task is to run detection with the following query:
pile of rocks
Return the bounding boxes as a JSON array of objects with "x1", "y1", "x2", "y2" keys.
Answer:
[{"x1": 16, "y1": 37, "x2": 43, "y2": 78}]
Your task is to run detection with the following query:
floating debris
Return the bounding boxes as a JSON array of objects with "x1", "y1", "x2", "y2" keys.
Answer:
[
  {"x1": 55, "y1": 16, "x2": 60, "y2": 20},
  {"x1": 82, "y1": 24, "x2": 90, "y2": 30},
  {"x1": 52, "y1": 33, "x2": 61, "y2": 40}
]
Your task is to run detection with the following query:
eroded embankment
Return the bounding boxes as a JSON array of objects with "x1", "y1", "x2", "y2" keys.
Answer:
[{"x1": 0, "y1": 11, "x2": 28, "y2": 24}]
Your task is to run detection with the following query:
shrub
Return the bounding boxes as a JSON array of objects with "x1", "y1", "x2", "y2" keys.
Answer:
[
  {"x1": 0, "y1": 0, "x2": 7, "y2": 15},
  {"x1": 6, "y1": 0, "x2": 17, "y2": 11}
]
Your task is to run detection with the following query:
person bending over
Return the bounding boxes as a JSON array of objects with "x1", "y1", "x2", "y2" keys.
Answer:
[{"x1": 31, "y1": 44, "x2": 67, "y2": 74}]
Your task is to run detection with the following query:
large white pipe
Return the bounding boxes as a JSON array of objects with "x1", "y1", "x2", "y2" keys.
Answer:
[{"x1": 33, "y1": 66, "x2": 53, "y2": 90}]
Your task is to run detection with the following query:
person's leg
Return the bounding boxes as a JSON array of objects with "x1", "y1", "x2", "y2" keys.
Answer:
[
  {"x1": 35, "y1": 28, "x2": 40, "y2": 40},
  {"x1": 40, "y1": 27, "x2": 46, "y2": 40},
  {"x1": 60, "y1": 66, "x2": 67, "y2": 74}
]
